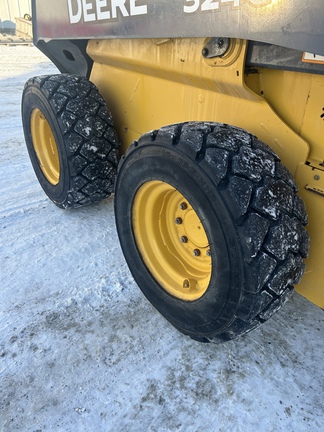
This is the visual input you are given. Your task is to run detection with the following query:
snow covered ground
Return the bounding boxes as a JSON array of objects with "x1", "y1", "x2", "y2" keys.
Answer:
[{"x1": 0, "y1": 45, "x2": 323, "y2": 432}]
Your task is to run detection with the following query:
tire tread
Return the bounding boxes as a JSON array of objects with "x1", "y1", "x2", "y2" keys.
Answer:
[
  {"x1": 123, "y1": 122, "x2": 309, "y2": 342},
  {"x1": 24, "y1": 74, "x2": 119, "y2": 209}
]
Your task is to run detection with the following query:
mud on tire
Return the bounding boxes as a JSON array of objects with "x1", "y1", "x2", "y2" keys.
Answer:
[
  {"x1": 22, "y1": 74, "x2": 119, "y2": 209},
  {"x1": 114, "y1": 122, "x2": 310, "y2": 342}
]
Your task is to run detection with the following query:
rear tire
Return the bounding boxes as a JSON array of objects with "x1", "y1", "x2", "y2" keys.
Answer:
[
  {"x1": 114, "y1": 122, "x2": 310, "y2": 342},
  {"x1": 22, "y1": 74, "x2": 119, "y2": 209}
]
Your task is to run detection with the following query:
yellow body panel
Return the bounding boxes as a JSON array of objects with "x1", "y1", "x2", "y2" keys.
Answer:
[
  {"x1": 295, "y1": 163, "x2": 324, "y2": 307},
  {"x1": 87, "y1": 38, "x2": 324, "y2": 308},
  {"x1": 257, "y1": 69, "x2": 324, "y2": 166}
]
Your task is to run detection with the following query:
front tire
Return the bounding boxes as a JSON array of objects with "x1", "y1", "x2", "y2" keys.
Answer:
[
  {"x1": 22, "y1": 74, "x2": 119, "y2": 209},
  {"x1": 114, "y1": 122, "x2": 309, "y2": 342}
]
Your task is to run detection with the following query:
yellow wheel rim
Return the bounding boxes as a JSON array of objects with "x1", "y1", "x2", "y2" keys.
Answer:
[
  {"x1": 30, "y1": 108, "x2": 60, "y2": 185},
  {"x1": 132, "y1": 180, "x2": 212, "y2": 301}
]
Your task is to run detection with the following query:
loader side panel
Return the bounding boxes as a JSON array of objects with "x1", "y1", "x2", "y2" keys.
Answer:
[
  {"x1": 87, "y1": 37, "x2": 324, "y2": 308},
  {"x1": 87, "y1": 38, "x2": 309, "y2": 173}
]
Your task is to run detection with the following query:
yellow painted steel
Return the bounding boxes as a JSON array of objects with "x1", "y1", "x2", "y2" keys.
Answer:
[
  {"x1": 254, "y1": 69, "x2": 324, "y2": 168},
  {"x1": 132, "y1": 181, "x2": 211, "y2": 301},
  {"x1": 88, "y1": 38, "x2": 309, "y2": 174},
  {"x1": 88, "y1": 38, "x2": 324, "y2": 308},
  {"x1": 294, "y1": 163, "x2": 324, "y2": 307},
  {"x1": 30, "y1": 108, "x2": 60, "y2": 185}
]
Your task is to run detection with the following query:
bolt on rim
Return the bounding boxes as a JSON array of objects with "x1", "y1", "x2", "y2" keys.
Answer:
[{"x1": 132, "y1": 180, "x2": 212, "y2": 301}]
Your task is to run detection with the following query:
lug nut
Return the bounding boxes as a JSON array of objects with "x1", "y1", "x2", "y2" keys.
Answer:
[
  {"x1": 206, "y1": 250, "x2": 211, "y2": 257},
  {"x1": 179, "y1": 202, "x2": 188, "y2": 210},
  {"x1": 180, "y1": 236, "x2": 188, "y2": 243},
  {"x1": 202, "y1": 48, "x2": 209, "y2": 58},
  {"x1": 193, "y1": 249, "x2": 201, "y2": 257},
  {"x1": 175, "y1": 217, "x2": 183, "y2": 225}
]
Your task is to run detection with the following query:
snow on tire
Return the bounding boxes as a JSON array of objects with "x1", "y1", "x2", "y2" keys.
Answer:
[
  {"x1": 22, "y1": 74, "x2": 119, "y2": 209},
  {"x1": 114, "y1": 122, "x2": 310, "y2": 342}
]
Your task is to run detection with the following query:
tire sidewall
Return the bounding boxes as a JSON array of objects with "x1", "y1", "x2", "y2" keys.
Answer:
[
  {"x1": 115, "y1": 143, "x2": 244, "y2": 337},
  {"x1": 22, "y1": 82, "x2": 70, "y2": 206}
]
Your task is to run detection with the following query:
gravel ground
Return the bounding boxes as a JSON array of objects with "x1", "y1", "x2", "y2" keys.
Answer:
[{"x1": 0, "y1": 45, "x2": 323, "y2": 432}]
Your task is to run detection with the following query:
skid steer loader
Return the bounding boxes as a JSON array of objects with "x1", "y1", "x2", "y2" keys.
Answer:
[{"x1": 21, "y1": 0, "x2": 324, "y2": 342}]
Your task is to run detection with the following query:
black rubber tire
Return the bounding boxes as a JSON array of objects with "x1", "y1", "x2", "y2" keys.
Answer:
[
  {"x1": 22, "y1": 74, "x2": 119, "y2": 209},
  {"x1": 114, "y1": 122, "x2": 310, "y2": 342}
]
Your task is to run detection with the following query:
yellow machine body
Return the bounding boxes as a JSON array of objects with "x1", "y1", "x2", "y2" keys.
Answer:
[{"x1": 87, "y1": 38, "x2": 324, "y2": 308}]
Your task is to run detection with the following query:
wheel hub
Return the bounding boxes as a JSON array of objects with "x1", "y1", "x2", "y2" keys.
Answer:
[
  {"x1": 132, "y1": 180, "x2": 212, "y2": 301},
  {"x1": 183, "y1": 210, "x2": 208, "y2": 248}
]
